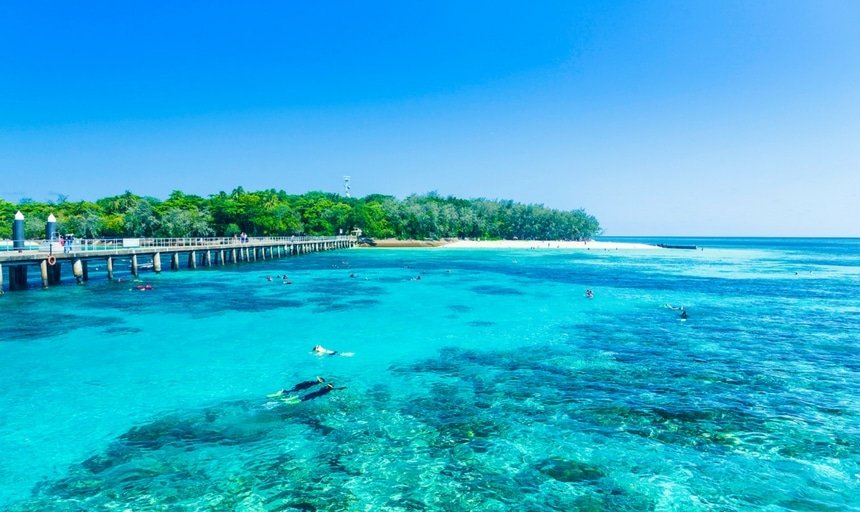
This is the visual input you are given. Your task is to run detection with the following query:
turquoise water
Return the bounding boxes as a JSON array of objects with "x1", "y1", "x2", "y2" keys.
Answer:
[{"x1": 1, "y1": 239, "x2": 858, "y2": 511}]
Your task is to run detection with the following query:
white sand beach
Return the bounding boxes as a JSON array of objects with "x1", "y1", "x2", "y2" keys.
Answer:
[{"x1": 440, "y1": 240, "x2": 659, "y2": 250}]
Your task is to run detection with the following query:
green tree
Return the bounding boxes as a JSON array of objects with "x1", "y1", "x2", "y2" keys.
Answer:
[
  {"x1": 124, "y1": 199, "x2": 159, "y2": 237},
  {"x1": 157, "y1": 207, "x2": 214, "y2": 237},
  {"x1": 64, "y1": 212, "x2": 104, "y2": 238},
  {"x1": 0, "y1": 187, "x2": 601, "y2": 242}
]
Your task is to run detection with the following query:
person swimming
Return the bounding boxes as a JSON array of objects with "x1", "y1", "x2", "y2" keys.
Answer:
[
  {"x1": 267, "y1": 377, "x2": 325, "y2": 397},
  {"x1": 680, "y1": 308, "x2": 688, "y2": 320},
  {"x1": 311, "y1": 345, "x2": 355, "y2": 357},
  {"x1": 313, "y1": 345, "x2": 337, "y2": 356},
  {"x1": 299, "y1": 383, "x2": 336, "y2": 401},
  {"x1": 280, "y1": 383, "x2": 345, "y2": 404},
  {"x1": 585, "y1": 289, "x2": 594, "y2": 299}
]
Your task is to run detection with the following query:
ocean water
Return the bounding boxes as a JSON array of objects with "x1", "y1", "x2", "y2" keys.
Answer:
[{"x1": 0, "y1": 239, "x2": 858, "y2": 511}]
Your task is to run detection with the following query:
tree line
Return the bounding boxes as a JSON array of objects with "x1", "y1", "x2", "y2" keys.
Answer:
[{"x1": 0, "y1": 188, "x2": 601, "y2": 241}]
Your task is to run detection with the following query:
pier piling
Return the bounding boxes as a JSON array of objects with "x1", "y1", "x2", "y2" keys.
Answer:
[
  {"x1": 153, "y1": 253, "x2": 162, "y2": 273},
  {"x1": 9, "y1": 265, "x2": 27, "y2": 290},
  {"x1": 50, "y1": 262, "x2": 60, "y2": 285},
  {"x1": 73, "y1": 259, "x2": 84, "y2": 284},
  {"x1": 40, "y1": 260, "x2": 49, "y2": 288},
  {"x1": 107, "y1": 257, "x2": 114, "y2": 280}
]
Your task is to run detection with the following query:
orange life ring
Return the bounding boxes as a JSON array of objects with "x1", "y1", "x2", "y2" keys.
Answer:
[{"x1": 47, "y1": 255, "x2": 57, "y2": 266}]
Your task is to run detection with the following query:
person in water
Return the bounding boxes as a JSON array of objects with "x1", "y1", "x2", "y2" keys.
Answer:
[
  {"x1": 313, "y1": 345, "x2": 338, "y2": 356},
  {"x1": 300, "y1": 383, "x2": 336, "y2": 401},
  {"x1": 680, "y1": 308, "x2": 688, "y2": 320},
  {"x1": 585, "y1": 289, "x2": 594, "y2": 299},
  {"x1": 268, "y1": 377, "x2": 325, "y2": 397},
  {"x1": 279, "y1": 383, "x2": 345, "y2": 404}
]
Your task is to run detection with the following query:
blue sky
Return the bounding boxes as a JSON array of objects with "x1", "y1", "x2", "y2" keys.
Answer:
[{"x1": 1, "y1": 1, "x2": 858, "y2": 235}]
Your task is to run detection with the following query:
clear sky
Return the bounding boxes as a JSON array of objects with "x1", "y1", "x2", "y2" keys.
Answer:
[{"x1": 1, "y1": 1, "x2": 858, "y2": 235}]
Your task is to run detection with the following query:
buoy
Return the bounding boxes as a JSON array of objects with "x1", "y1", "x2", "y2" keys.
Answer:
[{"x1": 47, "y1": 255, "x2": 57, "y2": 266}]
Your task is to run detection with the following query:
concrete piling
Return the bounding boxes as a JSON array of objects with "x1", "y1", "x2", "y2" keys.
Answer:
[
  {"x1": 8, "y1": 265, "x2": 27, "y2": 290},
  {"x1": 48, "y1": 260, "x2": 60, "y2": 285},
  {"x1": 107, "y1": 257, "x2": 114, "y2": 280},
  {"x1": 73, "y1": 259, "x2": 84, "y2": 284},
  {"x1": 40, "y1": 260, "x2": 49, "y2": 288},
  {"x1": 153, "y1": 253, "x2": 162, "y2": 273},
  {"x1": 189, "y1": 251, "x2": 197, "y2": 269},
  {"x1": 131, "y1": 255, "x2": 139, "y2": 277},
  {"x1": 171, "y1": 253, "x2": 180, "y2": 270}
]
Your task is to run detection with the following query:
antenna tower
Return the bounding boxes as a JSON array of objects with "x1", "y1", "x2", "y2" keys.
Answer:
[{"x1": 343, "y1": 176, "x2": 351, "y2": 198}]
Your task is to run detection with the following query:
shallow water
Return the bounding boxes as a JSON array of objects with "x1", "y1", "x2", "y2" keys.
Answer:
[{"x1": 1, "y1": 239, "x2": 859, "y2": 511}]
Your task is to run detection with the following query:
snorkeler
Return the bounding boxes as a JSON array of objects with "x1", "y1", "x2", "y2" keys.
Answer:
[
  {"x1": 281, "y1": 383, "x2": 345, "y2": 404},
  {"x1": 585, "y1": 289, "x2": 594, "y2": 299},
  {"x1": 267, "y1": 377, "x2": 325, "y2": 397},
  {"x1": 300, "y1": 383, "x2": 336, "y2": 401},
  {"x1": 312, "y1": 345, "x2": 355, "y2": 357},
  {"x1": 313, "y1": 345, "x2": 337, "y2": 356},
  {"x1": 680, "y1": 308, "x2": 688, "y2": 320}
]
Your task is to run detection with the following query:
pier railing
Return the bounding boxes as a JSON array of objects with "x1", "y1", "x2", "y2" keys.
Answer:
[
  {"x1": 0, "y1": 235, "x2": 355, "y2": 254},
  {"x1": 0, "y1": 235, "x2": 355, "y2": 292}
]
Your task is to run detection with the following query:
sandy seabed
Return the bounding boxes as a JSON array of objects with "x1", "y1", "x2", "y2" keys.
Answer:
[
  {"x1": 441, "y1": 239, "x2": 659, "y2": 250},
  {"x1": 356, "y1": 239, "x2": 661, "y2": 250}
]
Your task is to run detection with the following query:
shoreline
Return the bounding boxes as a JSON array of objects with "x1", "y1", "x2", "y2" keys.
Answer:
[{"x1": 359, "y1": 239, "x2": 659, "y2": 250}]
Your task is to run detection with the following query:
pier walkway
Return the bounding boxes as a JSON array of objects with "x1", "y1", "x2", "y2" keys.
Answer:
[{"x1": 0, "y1": 235, "x2": 354, "y2": 293}]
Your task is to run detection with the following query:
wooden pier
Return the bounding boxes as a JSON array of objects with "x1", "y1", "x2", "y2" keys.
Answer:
[{"x1": 0, "y1": 235, "x2": 354, "y2": 293}]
